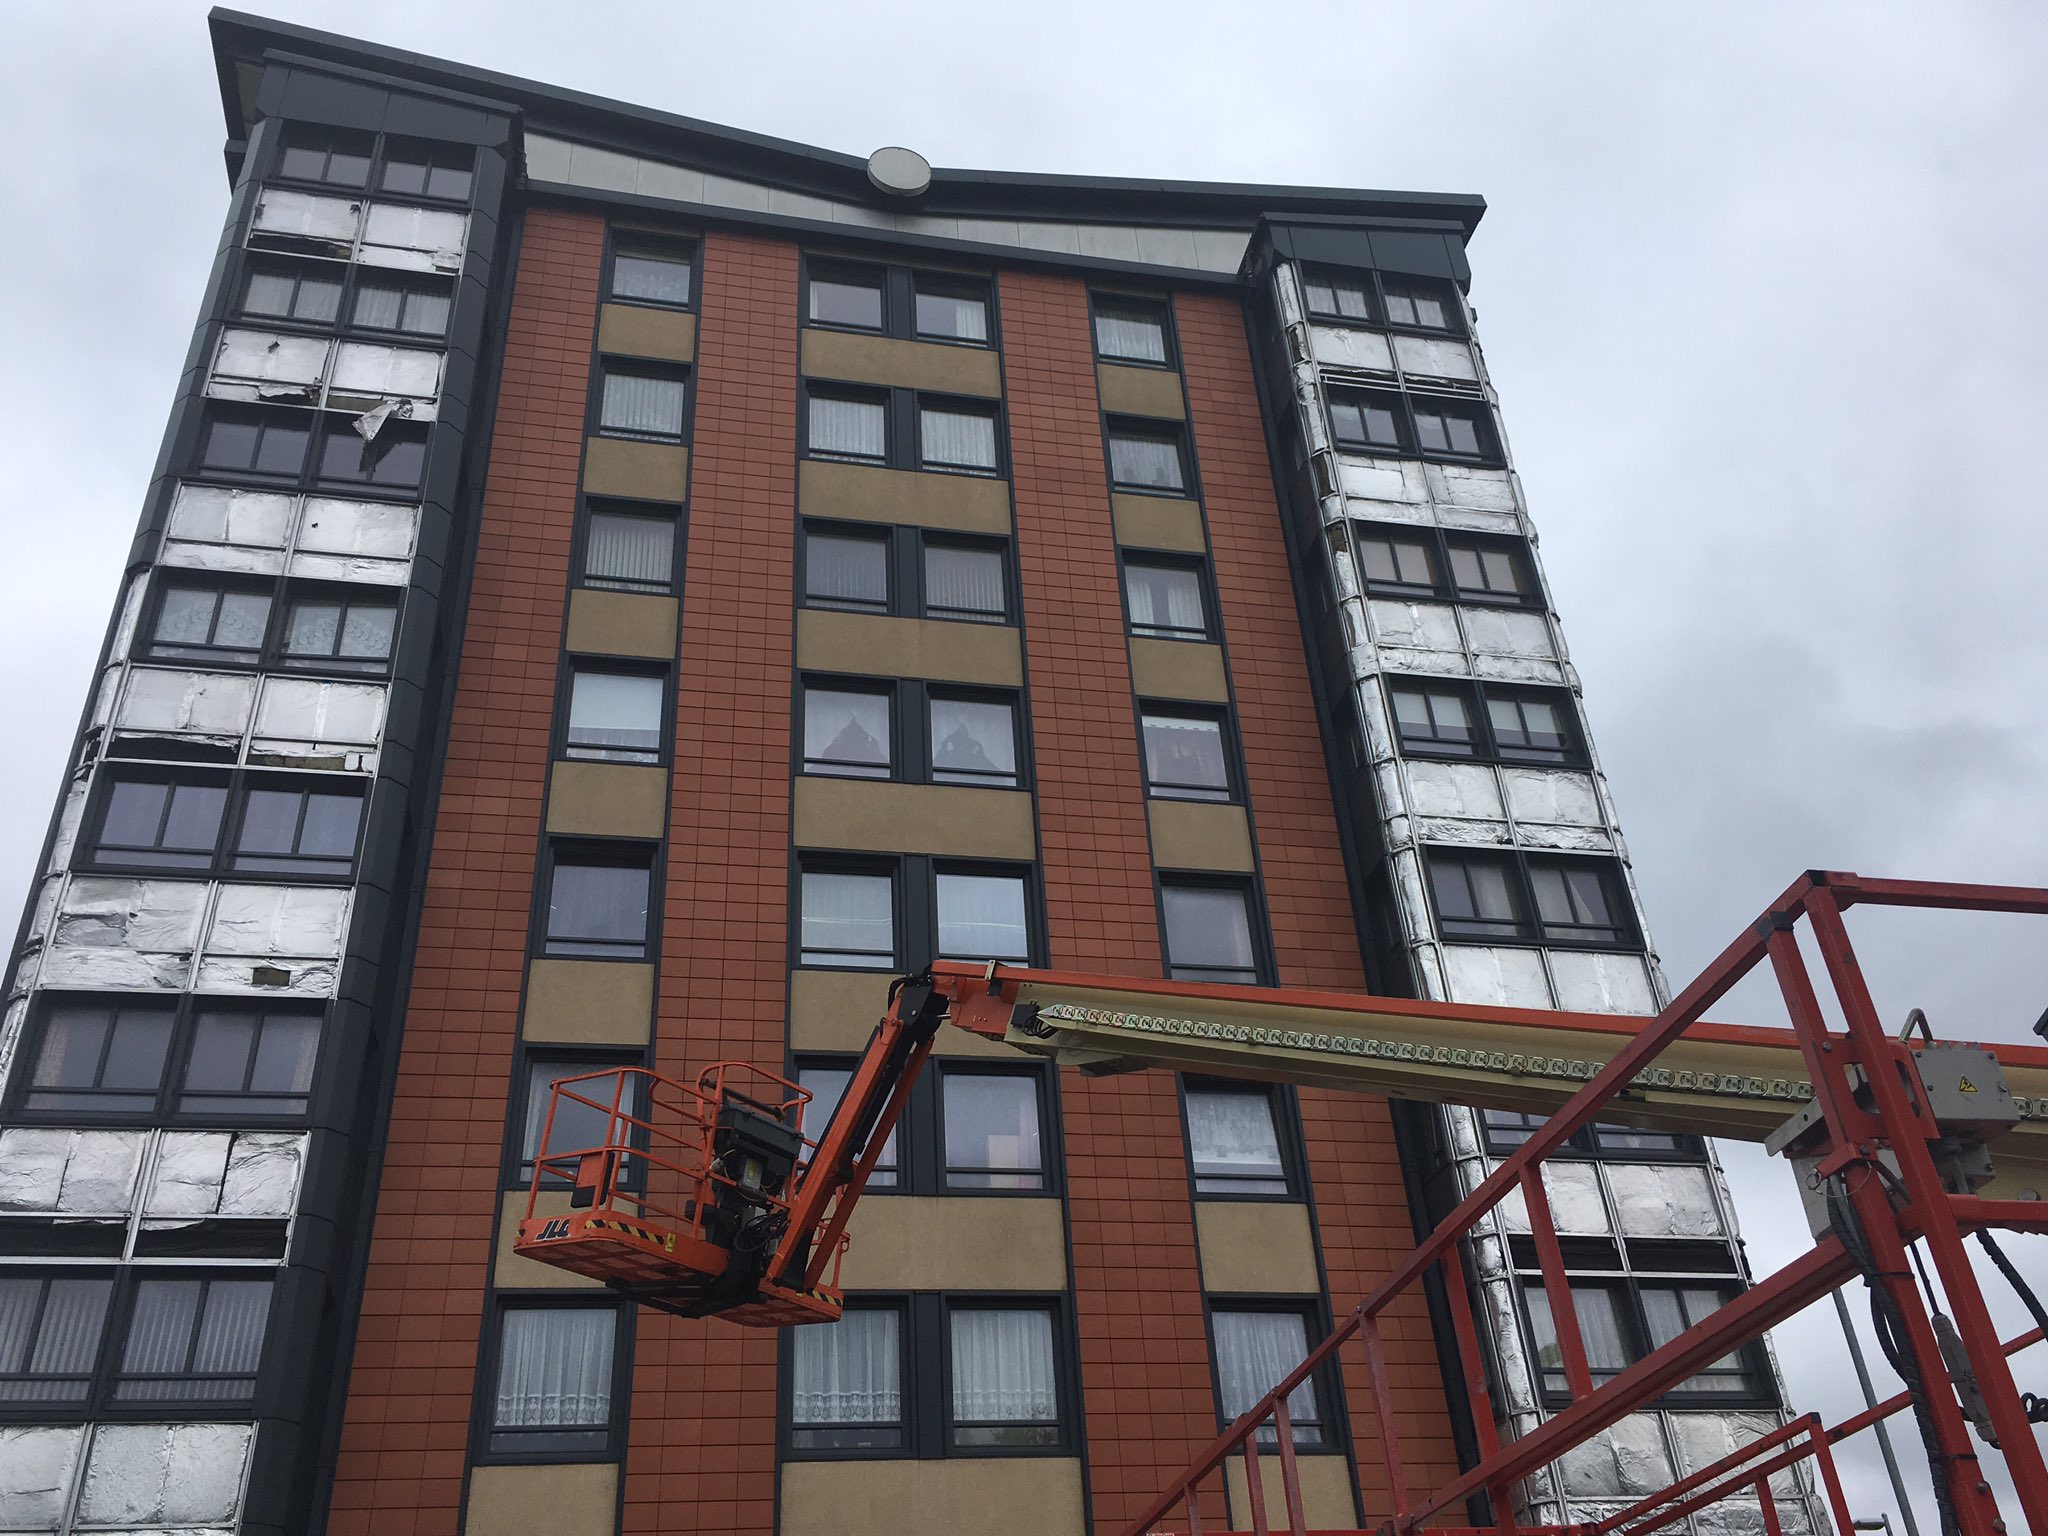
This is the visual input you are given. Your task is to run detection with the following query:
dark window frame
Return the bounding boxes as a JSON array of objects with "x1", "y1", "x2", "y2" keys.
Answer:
[
  {"x1": 271, "y1": 124, "x2": 475, "y2": 207},
  {"x1": 138, "y1": 570, "x2": 402, "y2": 680},
  {"x1": 1478, "y1": 1109, "x2": 1707, "y2": 1163},
  {"x1": 1328, "y1": 388, "x2": 1500, "y2": 467},
  {"x1": 603, "y1": 228, "x2": 699, "y2": 312},
  {"x1": 1422, "y1": 848, "x2": 1641, "y2": 951},
  {"x1": 573, "y1": 495, "x2": 686, "y2": 597},
  {"x1": 800, "y1": 256, "x2": 998, "y2": 350},
  {"x1": 1386, "y1": 680, "x2": 1587, "y2": 768},
  {"x1": 473, "y1": 1295, "x2": 633, "y2": 1463},
  {"x1": 1137, "y1": 702, "x2": 1242, "y2": 804},
  {"x1": 1203, "y1": 1296, "x2": 1345, "y2": 1452},
  {"x1": 780, "y1": 1291, "x2": 1077, "y2": 1462},
  {"x1": 799, "y1": 521, "x2": 1018, "y2": 627},
  {"x1": 555, "y1": 657, "x2": 674, "y2": 768},
  {"x1": 192, "y1": 403, "x2": 432, "y2": 495},
  {"x1": 1103, "y1": 415, "x2": 1193, "y2": 497},
  {"x1": 792, "y1": 852, "x2": 1044, "y2": 974},
  {"x1": 1157, "y1": 873, "x2": 1273, "y2": 987},
  {"x1": 1178, "y1": 1076, "x2": 1307, "y2": 1202},
  {"x1": 590, "y1": 357, "x2": 692, "y2": 444},
  {"x1": 796, "y1": 674, "x2": 1027, "y2": 792},
  {"x1": 1089, "y1": 291, "x2": 1177, "y2": 369},
  {"x1": 799, "y1": 384, "x2": 1006, "y2": 479},
  {"x1": 506, "y1": 1045, "x2": 651, "y2": 1189},
  {"x1": 534, "y1": 839, "x2": 659, "y2": 963},
  {"x1": 1299, "y1": 264, "x2": 1465, "y2": 337},
  {"x1": 80, "y1": 767, "x2": 367, "y2": 885},
  {"x1": 1119, "y1": 551, "x2": 1216, "y2": 642},
  {"x1": 1349, "y1": 521, "x2": 1539, "y2": 610},
  {"x1": 235, "y1": 252, "x2": 459, "y2": 343}
]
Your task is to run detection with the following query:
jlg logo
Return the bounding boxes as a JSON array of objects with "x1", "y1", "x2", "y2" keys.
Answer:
[{"x1": 535, "y1": 1217, "x2": 573, "y2": 1241}]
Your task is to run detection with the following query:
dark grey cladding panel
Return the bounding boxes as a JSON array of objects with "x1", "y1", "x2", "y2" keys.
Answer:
[
  {"x1": 254, "y1": 52, "x2": 517, "y2": 147},
  {"x1": 1255, "y1": 217, "x2": 1473, "y2": 287}
]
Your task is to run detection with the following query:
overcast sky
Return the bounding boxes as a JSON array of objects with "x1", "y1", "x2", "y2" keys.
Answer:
[{"x1": 3, "y1": 2, "x2": 2044, "y2": 1526}]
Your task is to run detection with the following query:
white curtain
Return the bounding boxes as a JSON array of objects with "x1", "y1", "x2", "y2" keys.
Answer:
[
  {"x1": 1127, "y1": 564, "x2": 1203, "y2": 634},
  {"x1": 353, "y1": 279, "x2": 406, "y2": 330},
  {"x1": 1109, "y1": 433, "x2": 1183, "y2": 490},
  {"x1": 920, "y1": 407, "x2": 997, "y2": 470},
  {"x1": 950, "y1": 1308, "x2": 1056, "y2": 1424},
  {"x1": 1094, "y1": 308, "x2": 1165, "y2": 363},
  {"x1": 792, "y1": 1307, "x2": 900, "y2": 1424},
  {"x1": 1185, "y1": 1089, "x2": 1283, "y2": 1183},
  {"x1": 810, "y1": 394, "x2": 886, "y2": 458},
  {"x1": 924, "y1": 544, "x2": 1004, "y2": 617},
  {"x1": 935, "y1": 873, "x2": 1028, "y2": 960},
  {"x1": 121, "y1": 1278, "x2": 271, "y2": 1401},
  {"x1": 586, "y1": 512, "x2": 673, "y2": 589},
  {"x1": 1212, "y1": 1311, "x2": 1318, "y2": 1441},
  {"x1": 1141, "y1": 715, "x2": 1226, "y2": 793},
  {"x1": 916, "y1": 289, "x2": 988, "y2": 342},
  {"x1": 1523, "y1": 1283, "x2": 1632, "y2": 1385},
  {"x1": 804, "y1": 690, "x2": 890, "y2": 774},
  {"x1": 800, "y1": 871, "x2": 894, "y2": 965},
  {"x1": 569, "y1": 670, "x2": 663, "y2": 756},
  {"x1": 807, "y1": 532, "x2": 887, "y2": 606},
  {"x1": 929, "y1": 697, "x2": 1015, "y2": 784},
  {"x1": 602, "y1": 371, "x2": 685, "y2": 436},
  {"x1": 496, "y1": 1309, "x2": 614, "y2": 1427},
  {"x1": 0, "y1": 1277, "x2": 110, "y2": 1401}
]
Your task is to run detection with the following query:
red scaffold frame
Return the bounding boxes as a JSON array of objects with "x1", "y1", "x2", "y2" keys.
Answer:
[{"x1": 1121, "y1": 871, "x2": 2048, "y2": 1536}]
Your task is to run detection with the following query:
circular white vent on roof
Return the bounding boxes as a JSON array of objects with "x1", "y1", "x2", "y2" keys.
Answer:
[{"x1": 867, "y1": 145, "x2": 932, "y2": 198}]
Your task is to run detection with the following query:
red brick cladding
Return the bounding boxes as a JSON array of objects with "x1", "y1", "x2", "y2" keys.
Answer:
[
  {"x1": 326, "y1": 206, "x2": 605, "y2": 1535},
  {"x1": 1000, "y1": 270, "x2": 1221, "y2": 1530},
  {"x1": 1177, "y1": 290, "x2": 1463, "y2": 1518},
  {"x1": 621, "y1": 231, "x2": 797, "y2": 1536}
]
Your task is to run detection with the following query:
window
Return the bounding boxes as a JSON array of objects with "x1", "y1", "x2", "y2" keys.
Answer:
[
  {"x1": 608, "y1": 237, "x2": 695, "y2": 308},
  {"x1": 808, "y1": 389, "x2": 889, "y2": 462},
  {"x1": 1388, "y1": 681, "x2": 1581, "y2": 766},
  {"x1": 581, "y1": 501, "x2": 679, "y2": 594},
  {"x1": 807, "y1": 262, "x2": 885, "y2": 330},
  {"x1": 114, "y1": 1275, "x2": 273, "y2": 1404},
  {"x1": 1301, "y1": 265, "x2": 1461, "y2": 335},
  {"x1": 0, "y1": 1275, "x2": 113, "y2": 1403},
  {"x1": 543, "y1": 846, "x2": 654, "y2": 959},
  {"x1": 941, "y1": 1073, "x2": 1044, "y2": 1189},
  {"x1": 1301, "y1": 267, "x2": 1374, "y2": 322},
  {"x1": 1382, "y1": 276, "x2": 1457, "y2": 332},
  {"x1": 351, "y1": 274, "x2": 452, "y2": 337},
  {"x1": 230, "y1": 782, "x2": 364, "y2": 877},
  {"x1": 797, "y1": 1066, "x2": 899, "y2": 1187},
  {"x1": 598, "y1": 364, "x2": 688, "y2": 441},
  {"x1": 316, "y1": 418, "x2": 428, "y2": 489},
  {"x1": 91, "y1": 776, "x2": 229, "y2": 868},
  {"x1": 1328, "y1": 391, "x2": 1407, "y2": 453},
  {"x1": 278, "y1": 126, "x2": 372, "y2": 188},
  {"x1": 949, "y1": 1305, "x2": 1059, "y2": 1446},
  {"x1": 1211, "y1": 1305, "x2": 1326, "y2": 1445},
  {"x1": 1639, "y1": 1283, "x2": 1763, "y2": 1397},
  {"x1": 1123, "y1": 556, "x2": 1209, "y2": 640},
  {"x1": 913, "y1": 276, "x2": 990, "y2": 344},
  {"x1": 803, "y1": 685, "x2": 893, "y2": 778},
  {"x1": 1160, "y1": 881, "x2": 1261, "y2": 985},
  {"x1": 799, "y1": 865, "x2": 896, "y2": 969},
  {"x1": 1106, "y1": 420, "x2": 1189, "y2": 494},
  {"x1": 1092, "y1": 295, "x2": 1171, "y2": 365},
  {"x1": 378, "y1": 139, "x2": 474, "y2": 202},
  {"x1": 790, "y1": 1303, "x2": 904, "y2": 1450},
  {"x1": 1519, "y1": 1270, "x2": 1767, "y2": 1405},
  {"x1": 1426, "y1": 851, "x2": 1638, "y2": 949},
  {"x1": 565, "y1": 667, "x2": 666, "y2": 763},
  {"x1": 1352, "y1": 523, "x2": 1535, "y2": 607},
  {"x1": 1184, "y1": 1082, "x2": 1293, "y2": 1196},
  {"x1": 519, "y1": 1056, "x2": 640, "y2": 1182},
  {"x1": 935, "y1": 870, "x2": 1030, "y2": 963},
  {"x1": 1521, "y1": 1281, "x2": 1634, "y2": 1396},
  {"x1": 922, "y1": 539, "x2": 1007, "y2": 623},
  {"x1": 918, "y1": 402, "x2": 999, "y2": 474},
  {"x1": 10, "y1": 997, "x2": 322, "y2": 1123},
  {"x1": 240, "y1": 260, "x2": 343, "y2": 325},
  {"x1": 487, "y1": 1305, "x2": 620, "y2": 1456},
  {"x1": 1413, "y1": 401, "x2": 1489, "y2": 459},
  {"x1": 197, "y1": 407, "x2": 311, "y2": 479},
  {"x1": 803, "y1": 526, "x2": 890, "y2": 612},
  {"x1": 928, "y1": 693, "x2": 1019, "y2": 788},
  {"x1": 279, "y1": 588, "x2": 398, "y2": 673},
  {"x1": 1328, "y1": 391, "x2": 1496, "y2": 465},
  {"x1": 1140, "y1": 709, "x2": 1232, "y2": 801}
]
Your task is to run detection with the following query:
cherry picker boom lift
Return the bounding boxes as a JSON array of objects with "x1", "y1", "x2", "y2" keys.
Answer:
[{"x1": 512, "y1": 870, "x2": 2048, "y2": 1536}]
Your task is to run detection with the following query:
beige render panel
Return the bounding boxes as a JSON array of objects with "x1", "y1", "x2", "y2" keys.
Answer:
[
  {"x1": 781, "y1": 1457, "x2": 1086, "y2": 1536},
  {"x1": 1097, "y1": 361, "x2": 1187, "y2": 419},
  {"x1": 838, "y1": 1196, "x2": 1067, "y2": 1290},
  {"x1": 798, "y1": 459, "x2": 1012, "y2": 533},
  {"x1": 797, "y1": 610, "x2": 1023, "y2": 686},
  {"x1": 523, "y1": 959, "x2": 654, "y2": 1044},
  {"x1": 1113, "y1": 493, "x2": 1208, "y2": 552},
  {"x1": 1226, "y1": 1453, "x2": 1357, "y2": 1531},
  {"x1": 793, "y1": 778, "x2": 1035, "y2": 859},
  {"x1": 1129, "y1": 638, "x2": 1229, "y2": 702},
  {"x1": 565, "y1": 589, "x2": 679, "y2": 659},
  {"x1": 789, "y1": 968, "x2": 1016, "y2": 1058},
  {"x1": 546, "y1": 761, "x2": 669, "y2": 839},
  {"x1": 466, "y1": 1463, "x2": 618, "y2": 1536},
  {"x1": 582, "y1": 435, "x2": 689, "y2": 501},
  {"x1": 596, "y1": 302, "x2": 696, "y2": 362},
  {"x1": 802, "y1": 329, "x2": 1004, "y2": 397},
  {"x1": 1195, "y1": 1201, "x2": 1322, "y2": 1293},
  {"x1": 1148, "y1": 800, "x2": 1255, "y2": 872},
  {"x1": 494, "y1": 1192, "x2": 601, "y2": 1290}
]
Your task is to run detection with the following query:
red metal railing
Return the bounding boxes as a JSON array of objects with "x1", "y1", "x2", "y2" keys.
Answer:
[{"x1": 1124, "y1": 873, "x2": 2048, "y2": 1536}]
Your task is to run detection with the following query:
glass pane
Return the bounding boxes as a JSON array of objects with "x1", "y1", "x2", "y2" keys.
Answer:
[
  {"x1": 806, "y1": 532, "x2": 888, "y2": 608},
  {"x1": 935, "y1": 872, "x2": 1029, "y2": 961},
  {"x1": 1142, "y1": 714, "x2": 1228, "y2": 798},
  {"x1": 791, "y1": 1308, "x2": 899, "y2": 1442},
  {"x1": 1094, "y1": 301, "x2": 1167, "y2": 363},
  {"x1": 236, "y1": 788, "x2": 304, "y2": 855},
  {"x1": 809, "y1": 394, "x2": 887, "y2": 458},
  {"x1": 523, "y1": 1060, "x2": 624, "y2": 1166},
  {"x1": 1162, "y1": 885, "x2": 1256, "y2": 981},
  {"x1": 923, "y1": 543, "x2": 1005, "y2": 619},
  {"x1": 914, "y1": 282, "x2": 988, "y2": 342},
  {"x1": 495, "y1": 1309, "x2": 614, "y2": 1428},
  {"x1": 809, "y1": 272, "x2": 883, "y2": 329},
  {"x1": 801, "y1": 870, "x2": 893, "y2": 967},
  {"x1": 1186, "y1": 1088, "x2": 1287, "y2": 1194},
  {"x1": 929, "y1": 697, "x2": 1016, "y2": 786},
  {"x1": 796, "y1": 1067, "x2": 898, "y2": 1184},
  {"x1": 601, "y1": 371, "x2": 686, "y2": 437},
  {"x1": 184, "y1": 1011, "x2": 258, "y2": 1094},
  {"x1": 28, "y1": 1003, "x2": 173, "y2": 1113},
  {"x1": 98, "y1": 780, "x2": 168, "y2": 849},
  {"x1": 353, "y1": 281, "x2": 404, "y2": 331},
  {"x1": 405, "y1": 288, "x2": 451, "y2": 335},
  {"x1": 201, "y1": 417, "x2": 259, "y2": 471},
  {"x1": 1415, "y1": 413, "x2": 1449, "y2": 453},
  {"x1": 803, "y1": 689, "x2": 891, "y2": 777},
  {"x1": 586, "y1": 512, "x2": 675, "y2": 591},
  {"x1": 547, "y1": 862, "x2": 650, "y2": 955},
  {"x1": 296, "y1": 791, "x2": 363, "y2": 858},
  {"x1": 284, "y1": 600, "x2": 340, "y2": 657},
  {"x1": 951, "y1": 1308, "x2": 1057, "y2": 1441},
  {"x1": 337, "y1": 603, "x2": 396, "y2": 660},
  {"x1": 943, "y1": 1074, "x2": 1042, "y2": 1187},
  {"x1": 1212, "y1": 1310, "x2": 1319, "y2": 1441},
  {"x1": 1108, "y1": 432, "x2": 1184, "y2": 491},
  {"x1": 246, "y1": 1012, "x2": 320, "y2": 1096},
  {"x1": 568, "y1": 671, "x2": 665, "y2": 760},
  {"x1": 216, "y1": 592, "x2": 273, "y2": 650},
  {"x1": 1126, "y1": 562, "x2": 1204, "y2": 636},
  {"x1": 425, "y1": 163, "x2": 473, "y2": 201},
  {"x1": 243, "y1": 270, "x2": 296, "y2": 317},
  {"x1": 613, "y1": 249, "x2": 693, "y2": 306},
  {"x1": 920, "y1": 407, "x2": 997, "y2": 471}
]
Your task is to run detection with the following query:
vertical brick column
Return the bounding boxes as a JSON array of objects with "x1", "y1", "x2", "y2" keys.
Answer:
[
  {"x1": 1001, "y1": 270, "x2": 1220, "y2": 1529},
  {"x1": 327, "y1": 206, "x2": 605, "y2": 1536},
  {"x1": 1179, "y1": 290, "x2": 1463, "y2": 1516},
  {"x1": 620, "y1": 230, "x2": 798, "y2": 1536}
]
